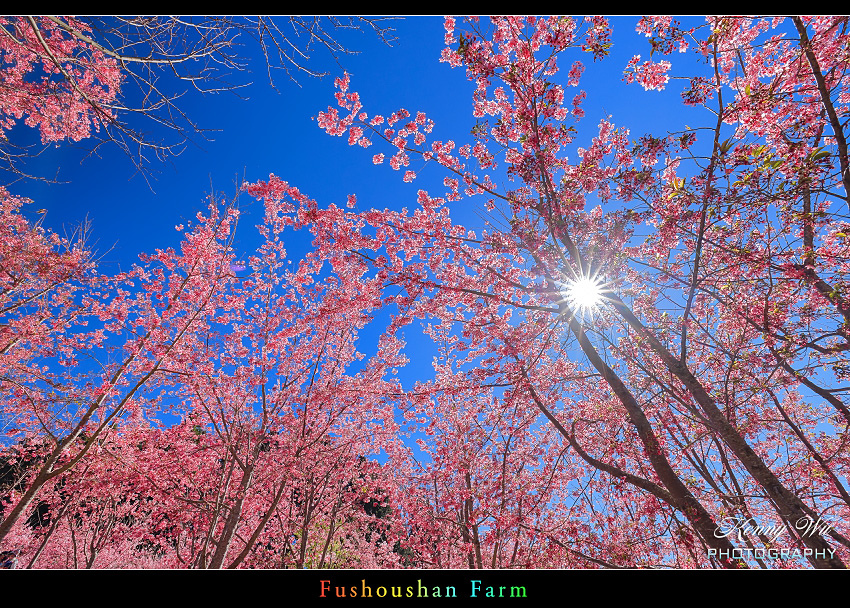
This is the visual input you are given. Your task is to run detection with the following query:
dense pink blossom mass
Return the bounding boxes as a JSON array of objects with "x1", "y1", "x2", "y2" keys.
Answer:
[
  {"x1": 1, "y1": 16, "x2": 850, "y2": 570},
  {"x1": 0, "y1": 16, "x2": 122, "y2": 144}
]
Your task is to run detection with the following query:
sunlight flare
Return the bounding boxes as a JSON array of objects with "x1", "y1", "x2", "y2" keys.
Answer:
[
  {"x1": 564, "y1": 276, "x2": 605, "y2": 314},
  {"x1": 566, "y1": 276, "x2": 604, "y2": 310}
]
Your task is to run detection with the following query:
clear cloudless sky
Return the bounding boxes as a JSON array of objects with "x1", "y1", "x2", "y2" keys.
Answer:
[{"x1": 2, "y1": 16, "x2": 714, "y2": 391}]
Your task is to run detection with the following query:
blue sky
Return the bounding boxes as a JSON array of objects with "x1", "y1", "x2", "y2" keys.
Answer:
[{"x1": 2, "y1": 16, "x2": 714, "y2": 392}]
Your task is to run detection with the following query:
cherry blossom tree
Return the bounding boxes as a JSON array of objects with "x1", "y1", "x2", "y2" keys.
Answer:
[
  {"x1": 140, "y1": 216, "x2": 405, "y2": 569},
  {"x1": 0, "y1": 182, "x2": 406, "y2": 568},
  {"x1": 0, "y1": 196, "x2": 242, "y2": 544},
  {"x1": 271, "y1": 15, "x2": 850, "y2": 568},
  {"x1": 389, "y1": 379, "x2": 587, "y2": 568}
]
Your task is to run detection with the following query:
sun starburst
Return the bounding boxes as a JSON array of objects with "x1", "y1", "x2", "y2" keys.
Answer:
[
  {"x1": 565, "y1": 276, "x2": 604, "y2": 310},
  {"x1": 556, "y1": 263, "x2": 615, "y2": 324}
]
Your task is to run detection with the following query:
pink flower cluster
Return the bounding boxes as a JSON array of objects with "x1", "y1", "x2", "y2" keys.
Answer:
[
  {"x1": 0, "y1": 16, "x2": 123, "y2": 143},
  {"x1": 623, "y1": 55, "x2": 672, "y2": 91}
]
